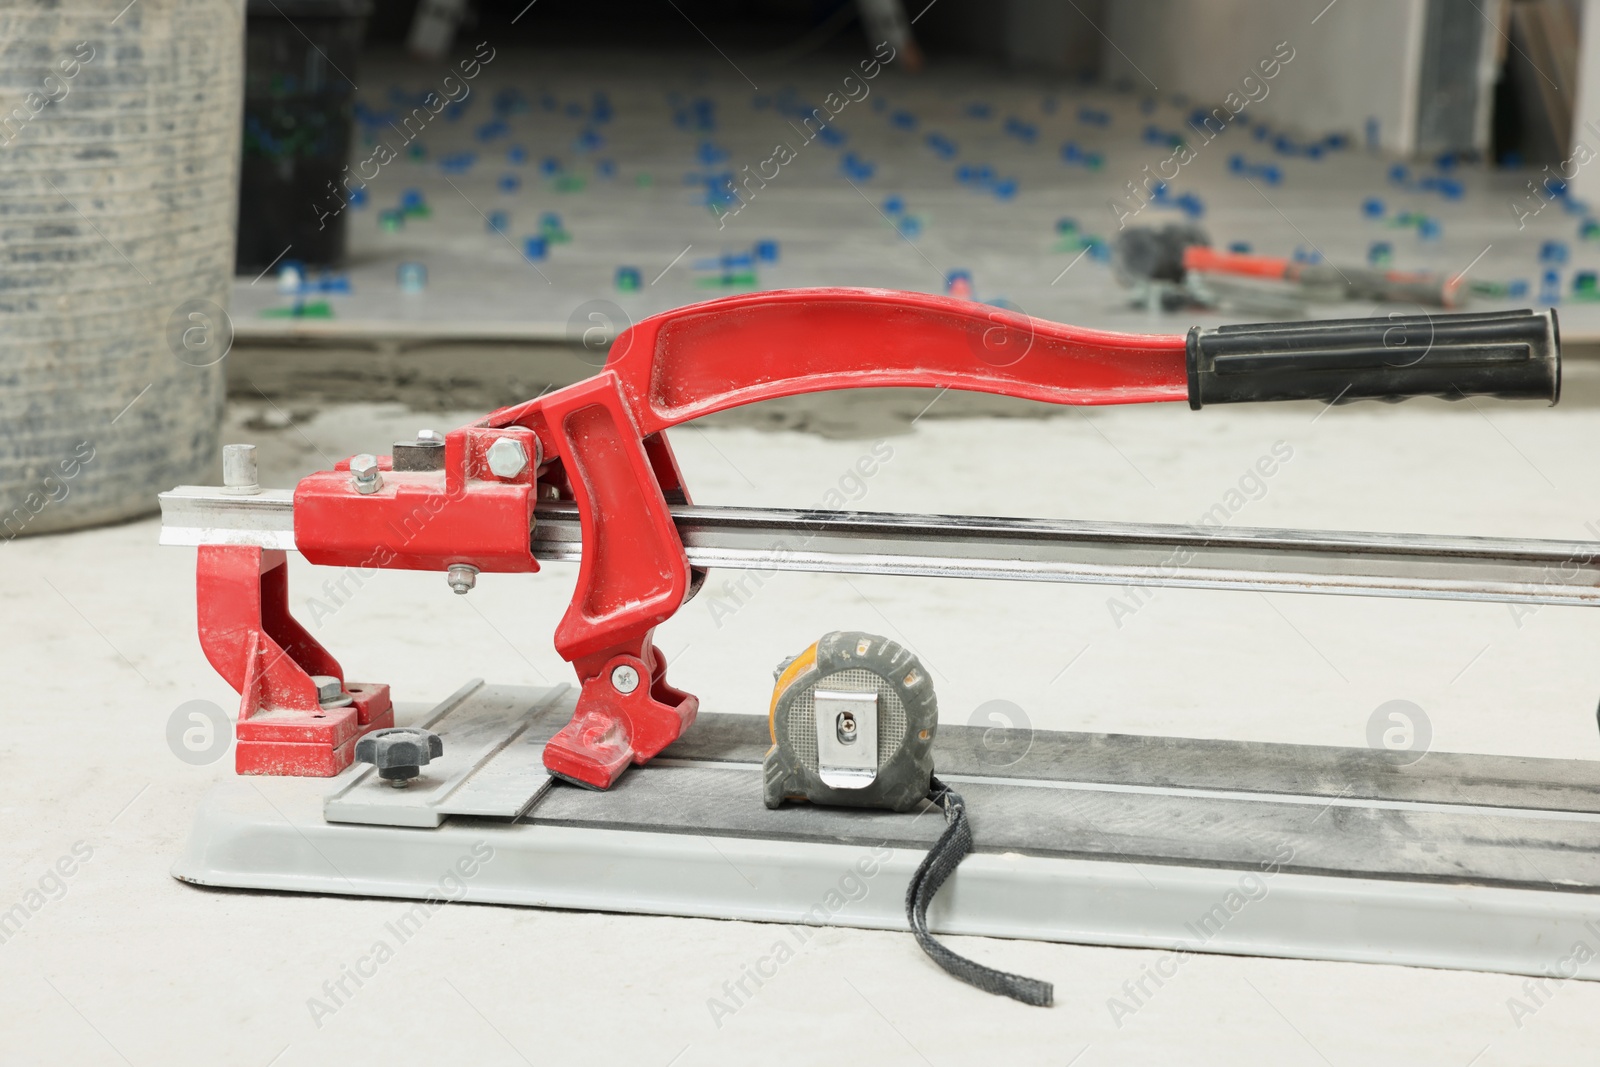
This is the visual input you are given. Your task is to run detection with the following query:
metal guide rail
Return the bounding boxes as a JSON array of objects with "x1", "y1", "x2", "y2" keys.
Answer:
[{"x1": 159, "y1": 487, "x2": 1600, "y2": 607}]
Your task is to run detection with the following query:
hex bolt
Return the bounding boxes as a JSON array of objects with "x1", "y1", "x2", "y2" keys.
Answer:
[
  {"x1": 350, "y1": 453, "x2": 382, "y2": 494},
  {"x1": 221, "y1": 444, "x2": 260, "y2": 495},
  {"x1": 485, "y1": 437, "x2": 529, "y2": 479},
  {"x1": 447, "y1": 563, "x2": 479, "y2": 594},
  {"x1": 310, "y1": 674, "x2": 353, "y2": 709},
  {"x1": 416, "y1": 429, "x2": 446, "y2": 444},
  {"x1": 610, "y1": 664, "x2": 640, "y2": 694}
]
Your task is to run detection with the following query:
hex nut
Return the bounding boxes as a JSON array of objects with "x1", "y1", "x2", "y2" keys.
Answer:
[
  {"x1": 416, "y1": 429, "x2": 446, "y2": 444},
  {"x1": 447, "y1": 563, "x2": 478, "y2": 594},
  {"x1": 350, "y1": 453, "x2": 382, "y2": 494},
  {"x1": 485, "y1": 437, "x2": 529, "y2": 479}
]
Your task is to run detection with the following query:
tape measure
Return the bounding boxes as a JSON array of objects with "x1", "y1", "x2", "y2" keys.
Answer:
[
  {"x1": 763, "y1": 630, "x2": 1053, "y2": 1007},
  {"x1": 763, "y1": 631, "x2": 937, "y2": 812}
]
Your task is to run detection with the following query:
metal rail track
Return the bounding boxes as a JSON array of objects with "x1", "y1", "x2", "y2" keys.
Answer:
[{"x1": 159, "y1": 487, "x2": 1600, "y2": 607}]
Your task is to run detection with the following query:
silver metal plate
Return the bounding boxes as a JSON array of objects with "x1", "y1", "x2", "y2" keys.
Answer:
[
  {"x1": 322, "y1": 681, "x2": 569, "y2": 827},
  {"x1": 813, "y1": 688, "x2": 880, "y2": 789}
]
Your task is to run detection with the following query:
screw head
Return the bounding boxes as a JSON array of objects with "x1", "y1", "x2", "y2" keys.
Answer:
[
  {"x1": 485, "y1": 437, "x2": 529, "y2": 479},
  {"x1": 447, "y1": 563, "x2": 478, "y2": 594},
  {"x1": 416, "y1": 429, "x2": 446, "y2": 444},
  {"x1": 350, "y1": 453, "x2": 382, "y2": 494},
  {"x1": 610, "y1": 664, "x2": 640, "y2": 694}
]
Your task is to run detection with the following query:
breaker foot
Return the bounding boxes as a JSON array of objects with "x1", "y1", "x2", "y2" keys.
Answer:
[{"x1": 543, "y1": 709, "x2": 635, "y2": 789}]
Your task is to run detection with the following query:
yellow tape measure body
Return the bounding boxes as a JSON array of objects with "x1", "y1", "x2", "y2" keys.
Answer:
[{"x1": 763, "y1": 631, "x2": 937, "y2": 812}]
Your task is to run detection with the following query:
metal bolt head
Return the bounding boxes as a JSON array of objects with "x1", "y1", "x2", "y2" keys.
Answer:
[
  {"x1": 416, "y1": 429, "x2": 446, "y2": 444},
  {"x1": 485, "y1": 437, "x2": 529, "y2": 479},
  {"x1": 350, "y1": 453, "x2": 382, "y2": 494},
  {"x1": 447, "y1": 563, "x2": 478, "y2": 594},
  {"x1": 610, "y1": 664, "x2": 640, "y2": 694}
]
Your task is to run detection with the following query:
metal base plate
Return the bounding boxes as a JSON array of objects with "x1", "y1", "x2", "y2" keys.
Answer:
[{"x1": 173, "y1": 682, "x2": 1600, "y2": 981}]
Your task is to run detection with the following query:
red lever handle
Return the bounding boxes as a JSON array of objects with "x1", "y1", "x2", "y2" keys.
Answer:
[{"x1": 490, "y1": 288, "x2": 1190, "y2": 434}]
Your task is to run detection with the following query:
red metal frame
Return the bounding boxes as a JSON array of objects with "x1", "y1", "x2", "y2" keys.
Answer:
[
  {"x1": 197, "y1": 289, "x2": 1189, "y2": 784},
  {"x1": 197, "y1": 545, "x2": 393, "y2": 775}
]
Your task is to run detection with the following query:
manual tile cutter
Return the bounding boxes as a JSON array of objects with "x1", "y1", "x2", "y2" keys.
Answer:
[{"x1": 159, "y1": 288, "x2": 1567, "y2": 791}]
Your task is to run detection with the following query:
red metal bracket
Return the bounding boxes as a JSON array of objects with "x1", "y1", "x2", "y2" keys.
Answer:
[
  {"x1": 235, "y1": 288, "x2": 1188, "y2": 786},
  {"x1": 197, "y1": 544, "x2": 393, "y2": 775}
]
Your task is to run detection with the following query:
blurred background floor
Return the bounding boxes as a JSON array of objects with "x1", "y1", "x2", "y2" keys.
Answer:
[{"x1": 231, "y1": 43, "x2": 1600, "y2": 346}]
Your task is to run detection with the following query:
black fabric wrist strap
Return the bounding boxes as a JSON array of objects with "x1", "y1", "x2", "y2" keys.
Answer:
[{"x1": 904, "y1": 776, "x2": 1054, "y2": 1007}]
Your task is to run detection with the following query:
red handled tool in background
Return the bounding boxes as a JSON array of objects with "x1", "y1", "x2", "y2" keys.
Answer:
[
  {"x1": 1181, "y1": 245, "x2": 1467, "y2": 307},
  {"x1": 166, "y1": 288, "x2": 1559, "y2": 789},
  {"x1": 1113, "y1": 223, "x2": 1469, "y2": 310}
]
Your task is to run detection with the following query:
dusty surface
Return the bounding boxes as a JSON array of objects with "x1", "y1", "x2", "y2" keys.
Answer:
[{"x1": 4, "y1": 381, "x2": 1600, "y2": 1066}]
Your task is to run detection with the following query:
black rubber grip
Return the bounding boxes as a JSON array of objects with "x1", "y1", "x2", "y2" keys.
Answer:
[{"x1": 1186, "y1": 309, "x2": 1560, "y2": 409}]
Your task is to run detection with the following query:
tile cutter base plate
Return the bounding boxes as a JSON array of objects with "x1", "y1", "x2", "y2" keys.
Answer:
[{"x1": 172, "y1": 682, "x2": 1600, "y2": 981}]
